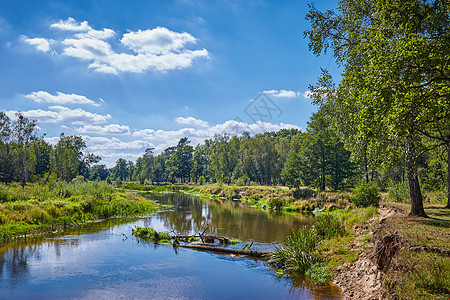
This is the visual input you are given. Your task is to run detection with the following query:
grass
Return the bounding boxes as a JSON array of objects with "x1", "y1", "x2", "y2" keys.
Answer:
[
  {"x1": 381, "y1": 201, "x2": 449, "y2": 250},
  {"x1": 269, "y1": 212, "x2": 352, "y2": 285},
  {"x1": 0, "y1": 181, "x2": 160, "y2": 243},
  {"x1": 379, "y1": 200, "x2": 450, "y2": 299},
  {"x1": 314, "y1": 207, "x2": 378, "y2": 272},
  {"x1": 120, "y1": 183, "x2": 354, "y2": 214},
  {"x1": 132, "y1": 227, "x2": 172, "y2": 243}
]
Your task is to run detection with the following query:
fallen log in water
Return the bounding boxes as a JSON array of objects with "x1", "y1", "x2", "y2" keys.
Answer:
[
  {"x1": 132, "y1": 226, "x2": 268, "y2": 258},
  {"x1": 177, "y1": 244, "x2": 269, "y2": 258}
]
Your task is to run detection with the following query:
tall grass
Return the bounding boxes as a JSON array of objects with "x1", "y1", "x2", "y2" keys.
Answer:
[
  {"x1": 0, "y1": 181, "x2": 159, "y2": 243},
  {"x1": 269, "y1": 227, "x2": 320, "y2": 274},
  {"x1": 387, "y1": 181, "x2": 409, "y2": 203},
  {"x1": 269, "y1": 213, "x2": 345, "y2": 284}
]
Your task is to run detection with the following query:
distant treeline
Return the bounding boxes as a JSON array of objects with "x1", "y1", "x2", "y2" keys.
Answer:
[{"x1": 0, "y1": 110, "x2": 446, "y2": 193}]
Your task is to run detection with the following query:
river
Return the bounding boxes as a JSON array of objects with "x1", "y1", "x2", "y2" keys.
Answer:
[{"x1": 0, "y1": 193, "x2": 343, "y2": 299}]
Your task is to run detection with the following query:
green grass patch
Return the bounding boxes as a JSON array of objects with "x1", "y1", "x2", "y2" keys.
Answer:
[
  {"x1": 0, "y1": 181, "x2": 160, "y2": 243},
  {"x1": 132, "y1": 227, "x2": 172, "y2": 243}
]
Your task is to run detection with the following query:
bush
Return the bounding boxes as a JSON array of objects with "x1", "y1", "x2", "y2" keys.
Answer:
[
  {"x1": 293, "y1": 188, "x2": 316, "y2": 200},
  {"x1": 314, "y1": 213, "x2": 346, "y2": 239},
  {"x1": 305, "y1": 263, "x2": 331, "y2": 285},
  {"x1": 132, "y1": 227, "x2": 172, "y2": 242},
  {"x1": 387, "y1": 181, "x2": 409, "y2": 203},
  {"x1": 268, "y1": 227, "x2": 320, "y2": 274},
  {"x1": 350, "y1": 182, "x2": 381, "y2": 207}
]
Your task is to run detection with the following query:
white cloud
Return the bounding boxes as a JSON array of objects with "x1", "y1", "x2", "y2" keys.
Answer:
[
  {"x1": 49, "y1": 106, "x2": 111, "y2": 124},
  {"x1": 301, "y1": 90, "x2": 312, "y2": 99},
  {"x1": 76, "y1": 124, "x2": 130, "y2": 135},
  {"x1": 262, "y1": 90, "x2": 299, "y2": 98},
  {"x1": 74, "y1": 28, "x2": 115, "y2": 40},
  {"x1": 134, "y1": 118, "x2": 300, "y2": 147},
  {"x1": 42, "y1": 118, "x2": 300, "y2": 167},
  {"x1": 5, "y1": 109, "x2": 58, "y2": 123},
  {"x1": 62, "y1": 37, "x2": 113, "y2": 61},
  {"x1": 25, "y1": 18, "x2": 209, "y2": 74},
  {"x1": 24, "y1": 91, "x2": 100, "y2": 106},
  {"x1": 121, "y1": 27, "x2": 197, "y2": 54},
  {"x1": 6, "y1": 106, "x2": 111, "y2": 125},
  {"x1": 50, "y1": 17, "x2": 91, "y2": 32},
  {"x1": 22, "y1": 37, "x2": 50, "y2": 52},
  {"x1": 175, "y1": 116, "x2": 209, "y2": 128},
  {"x1": 83, "y1": 136, "x2": 153, "y2": 151}
]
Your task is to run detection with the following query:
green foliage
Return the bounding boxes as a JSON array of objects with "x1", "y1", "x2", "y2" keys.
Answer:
[
  {"x1": 228, "y1": 238, "x2": 241, "y2": 245},
  {"x1": 281, "y1": 150, "x2": 303, "y2": 189},
  {"x1": 314, "y1": 213, "x2": 346, "y2": 239},
  {"x1": 413, "y1": 257, "x2": 449, "y2": 295},
  {"x1": 305, "y1": 263, "x2": 331, "y2": 286},
  {"x1": 132, "y1": 227, "x2": 172, "y2": 243},
  {"x1": 0, "y1": 182, "x2": 158, "y2": 243},
  {"x1": 305, "y1": 0, "x2": 450, "y2": 215},
  {"x1": 269, "y1": 214, "x2": 346, "y2": 284},
  {"x1": 387, "y1": 181, "x2": 410, "y2": 203},
  {"x1": 350, "y1": 182, "x2": 381, "y2": 207}
]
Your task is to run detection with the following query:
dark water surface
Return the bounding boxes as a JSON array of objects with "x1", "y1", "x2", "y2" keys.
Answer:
[{"x1": 0, "y1": 193, "x2": 343, "y2": 299}]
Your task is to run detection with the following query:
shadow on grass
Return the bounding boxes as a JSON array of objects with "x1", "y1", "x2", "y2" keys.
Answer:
[{"x1": 409, "y1": 217, "x2": 450, "y2": 229}]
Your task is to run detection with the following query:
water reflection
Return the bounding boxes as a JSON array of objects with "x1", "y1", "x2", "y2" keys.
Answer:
[
  {"x1": 147, "y1": 193, "x2": 313, "y2": 243},
  {"x1": 0, "y1": 194, "x2": 343, "y2": 299}
]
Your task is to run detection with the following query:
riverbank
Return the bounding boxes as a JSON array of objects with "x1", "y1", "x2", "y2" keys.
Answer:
[
  {"x1": 334, "y1": 202, "x2": 449, "y2": 300},
  {"x1": 0, "y1": 181, "x2": 160, "y2": 243},
  {"x1": 119, "y1": 183, "x2": 353, "y2": 212},
  {"x1": 119, "y1": 183, "x2": 450, "y2": 298}
]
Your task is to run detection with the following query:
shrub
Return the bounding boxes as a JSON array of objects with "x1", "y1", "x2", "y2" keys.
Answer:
[
  {"x1": 267, "y1": 197, "x2": 287, "y2": 210},
  {"x1": 314, "y1": 213, "x2": 346, "y2": 239},
  {"x1": 268, "y1": 227, "x2": 319, "y2": 273},
  {"x1": 305, "y1": 263, "x2": 331, "y2": 285},
  {"x1": 0, "y1": 186, "x2": 9, "y2": 202},
  {"x1": 350, "y1": 182, "x2": 381, "y2": 207},
  {"x1": 387, "y1": 181, "x2": 409, "y2": 203},
  {"x1": 293, "y1": 188, "x2": 316, "y2": 200},
  {"x1": 132, "y1": 227, "x2": 172, "y2": 242}
]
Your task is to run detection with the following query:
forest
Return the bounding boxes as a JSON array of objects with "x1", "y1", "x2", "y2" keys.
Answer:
[{"x1": 0, "y1": 107, "x2": 448, "y2": 211}]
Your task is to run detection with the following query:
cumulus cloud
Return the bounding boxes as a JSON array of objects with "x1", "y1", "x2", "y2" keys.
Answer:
[
  {"x1": 6, "y1": 106, "x2": 111, "y2": 125},
  {"x1": 121, "y1": 27, "x2": 197, "y2": 54},
  {"x1": 22, "y1": 37, "x2": 50, "y2": 52},
  {"x1": 24, "y1": 17, "x2": 208, "y2": 74},
  {"x1": 50, "y1": 17, "x2": 91, "y2": 32},
  {"x1": 42, "y1": 118, "x2": 300, "y2": 167},
  {"x1": 301, "y1": 90, "x2": 312, "y2": 99},
  {"x1": 76, "y1": 124, "x2": 131, "y2": 135},
  {"x1": 134, "y1": 118, "x2": 300, "y2": 146},
  {"x1": 262, "y1": 90, "x2": 299, "y2": 98},
  {"x1": 83, "y1": 136, "x2": 153, "y2": 151},
  {"x1": 24, "y1": 91, "x2": 100, "y2": 106},
  {"x1": 175, "y1": 116, "x2": 209, "y2": 127}
]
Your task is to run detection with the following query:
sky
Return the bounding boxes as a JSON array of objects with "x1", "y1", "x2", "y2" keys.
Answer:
[{"x1": 0, "y1": 0, "x2": 339, "y2": 167}]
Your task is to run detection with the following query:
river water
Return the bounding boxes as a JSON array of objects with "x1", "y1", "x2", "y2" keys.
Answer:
[{"x1": 0, "y1": 193, "x2": 343, "y2": 299}]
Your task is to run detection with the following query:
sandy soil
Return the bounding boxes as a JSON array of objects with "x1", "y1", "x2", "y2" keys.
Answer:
[{"x1": 332, "y1": 205, "x2": 402, "y2": 299}]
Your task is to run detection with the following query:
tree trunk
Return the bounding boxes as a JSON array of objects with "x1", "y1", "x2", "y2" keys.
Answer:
[
  {"x1": 364, "y1": 150, "x2": 369, "y2": 183},
  {"x1": 445, "y1": 144, "x2": 450, "y2": 209},
  {"x1": 405, "y1": 135, "x2": 427, "y2": 217}
]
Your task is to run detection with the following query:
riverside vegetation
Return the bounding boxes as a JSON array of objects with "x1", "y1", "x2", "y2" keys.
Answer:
[
  {"x1": 122, "y1": 182, "x2": 449, "y2": 298},
  {"x1": 0, "y1": 178, "x2": 159, "y2": 243}
]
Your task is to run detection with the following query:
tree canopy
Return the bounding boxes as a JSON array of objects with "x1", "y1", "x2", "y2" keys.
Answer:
[{"x1": 305, "y1": 0, "x2": 450, "y2": 216}]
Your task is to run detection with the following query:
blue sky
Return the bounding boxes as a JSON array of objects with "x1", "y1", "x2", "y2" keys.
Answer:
[{"x1": 0, "y1": 0, "x2": 338, "y2": 166}]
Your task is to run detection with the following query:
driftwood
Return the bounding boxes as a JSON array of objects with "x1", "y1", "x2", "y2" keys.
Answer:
[
  {"x1": 177, "y1": 244, "x2": 268, "y2": 258},
  {"x1": 132, "y1": 226, "x2": 268, "y2": 258}
]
